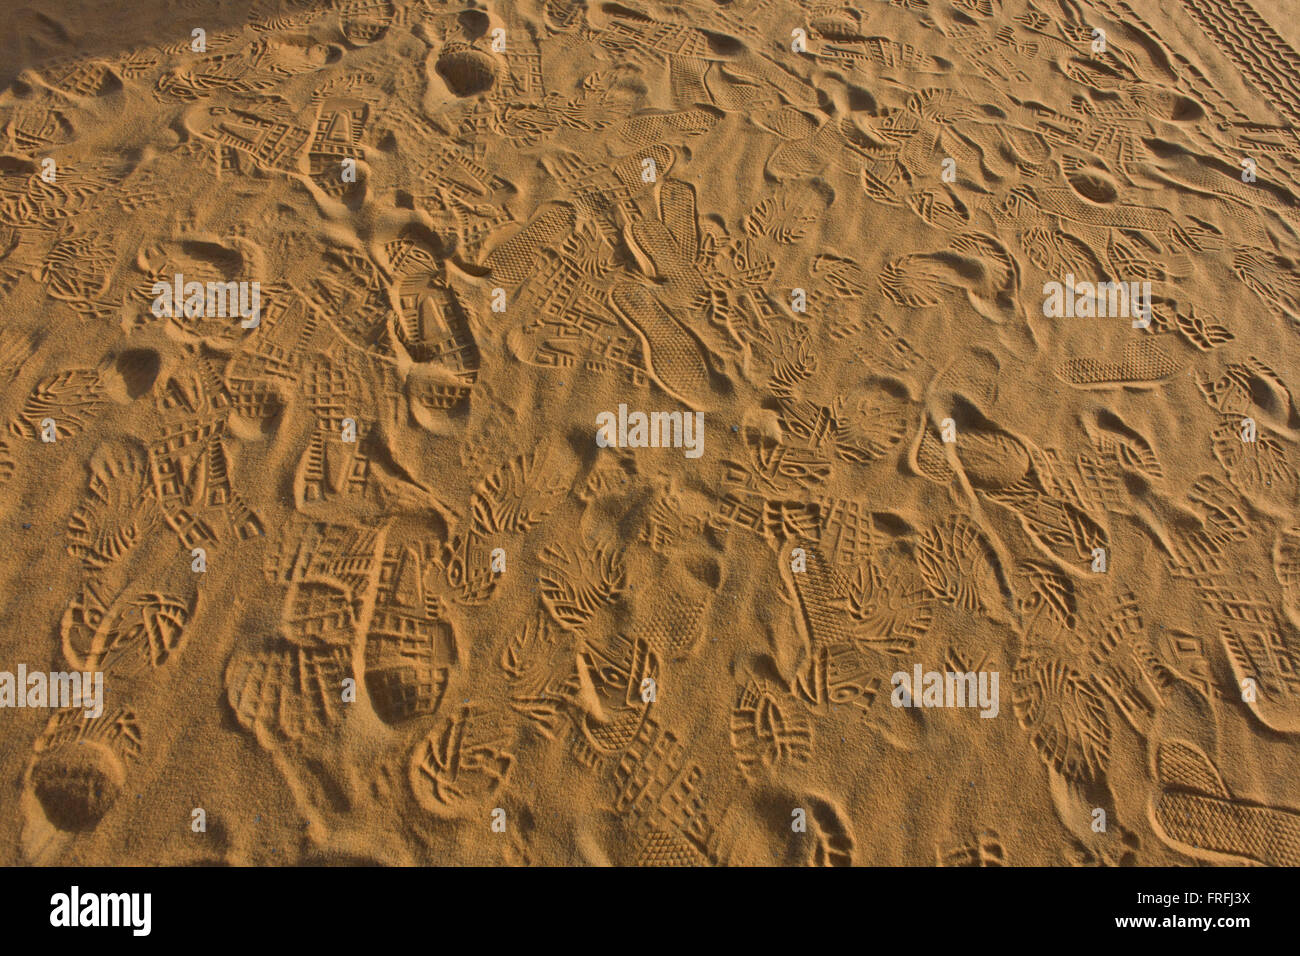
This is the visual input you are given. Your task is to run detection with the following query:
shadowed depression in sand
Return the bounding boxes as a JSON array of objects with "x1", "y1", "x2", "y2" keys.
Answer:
[{"x1": 1, "y1": 0, "x2": 1299, "y2": 866}]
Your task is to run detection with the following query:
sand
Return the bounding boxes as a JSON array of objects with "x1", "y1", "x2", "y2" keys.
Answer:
[{"x1": 1, "y1": 0, "x2": 1299, "y2": 866}]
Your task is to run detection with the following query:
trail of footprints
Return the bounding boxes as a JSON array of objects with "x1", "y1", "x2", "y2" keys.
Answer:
[{"x1": 0, "y1": 0, "x2": 1298, "y2": 864}]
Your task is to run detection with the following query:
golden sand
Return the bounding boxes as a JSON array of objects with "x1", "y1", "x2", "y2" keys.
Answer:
[{"x1": 1, "y1": 0, "x2": 1299, "y2": 866}]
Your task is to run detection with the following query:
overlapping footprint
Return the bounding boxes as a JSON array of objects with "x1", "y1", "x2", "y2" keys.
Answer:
[{"x1": 1151, "y1": 738, "x2": 1300, "y2": 866}]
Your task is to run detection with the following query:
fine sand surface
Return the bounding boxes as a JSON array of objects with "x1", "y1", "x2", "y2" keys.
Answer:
[{"x1": 1, "y1": 0, "x2": 1299, "y2": 866}]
